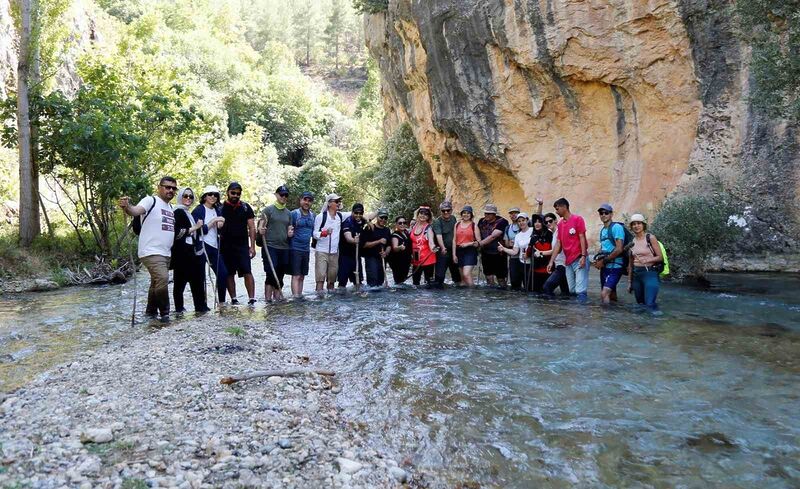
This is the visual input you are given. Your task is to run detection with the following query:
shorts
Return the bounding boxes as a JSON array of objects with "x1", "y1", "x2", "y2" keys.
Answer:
[
  {"x1": 221, "y1": 244, "x2": 252, "y2": 278},
  {"x1": 481, "y1": 252, "x2": 508, "y2": 279},
  {"x1": 315, "y1": 251, "x2": 339, "y2": 283},
  {"x1": 601, "y1": 266, "x2": 624, "y2": 291},
  {"x1": 456, "y1": 247, "x2": 478, "y2": 267},
  {"x1": 290, "y1": 250, "x2": 310, "y2": 276}
]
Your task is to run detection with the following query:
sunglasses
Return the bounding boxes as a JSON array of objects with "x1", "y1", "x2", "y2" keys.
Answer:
[
  {"x1": 183, "y1": 194, "x2": 194, "y2": 200},
  {"x1": 161, "y1": 185, "x2": 178, "y2": 191},
  {"x1": 545, "y1": 219, "x2": 554, "y2": 224},
  {"x1": 229, "y1": 191, "x2": 241, "y2": 196},
  {"x1": 379, "y1": 215, "x2": 389, "y2": 219},
  {"x1": 598, "y1": 210, "x2": 611, "y2": 215},
  {"x1": 442, "y1": 209, "x2": 452, "y2": 213},
  {"x1": 397, "y1": 221, "x2": 407, "y2": 225},
  {"x1": 206, "y1": 193, "x2": 219, "y2": 199},
  {"x1": 278, "y1": 193, "x2": 289, "y2": 197},
  {"x1": 353, "y1": 212, "x2": 364, "y2": 216}
]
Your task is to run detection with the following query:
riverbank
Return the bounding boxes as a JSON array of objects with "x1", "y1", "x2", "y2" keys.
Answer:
[{"x1": 0, "y1": 315, "x2": 412, "y2": 488}]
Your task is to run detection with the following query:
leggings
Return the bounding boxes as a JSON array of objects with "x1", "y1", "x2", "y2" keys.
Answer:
[
  {"x1": 202, "y1": 244, "x2": 228, "y2": 303},
  {"x1": 390, "y1": 257, "x2": 411, "y2": 284},
  {"x1": 412, "y1": 264, "x2": 434, "y2": 285},
  {"x1": 173, "y1": 255, "x2": 207, "y2": 312}
]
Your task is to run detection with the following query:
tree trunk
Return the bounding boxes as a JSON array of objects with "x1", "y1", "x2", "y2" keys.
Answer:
[{"x1": 16, "y1": 0, "x2": 40, "y2": 247}]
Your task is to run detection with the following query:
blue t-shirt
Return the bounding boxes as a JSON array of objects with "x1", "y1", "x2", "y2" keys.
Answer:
[
  {"x1": 600, "y1": 223, "x2": 624, "y2": 268},
  {"x1": 290, "y1": 208, "x2": 316, "y2": 252}
]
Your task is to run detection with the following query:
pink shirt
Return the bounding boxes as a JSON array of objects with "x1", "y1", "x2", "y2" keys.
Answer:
[{"x1": 556, "y1": 214, "x2": 586, "y2": 265}]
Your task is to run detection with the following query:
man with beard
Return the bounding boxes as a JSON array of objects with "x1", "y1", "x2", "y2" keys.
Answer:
[
  {"x1": 288, "y1": 191, "x2": 316, "y2": 297},
  {"x1": 257, "y1": 185, "x2": 293, "y2": 302},
  {"x1": 220, "y1": 182, "x2": 256, "y2": 304},
  {"x1": 338, "y1": 203, "x2": 366, "y2": 290}
]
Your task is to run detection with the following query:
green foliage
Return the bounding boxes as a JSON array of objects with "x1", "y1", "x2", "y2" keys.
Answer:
[
  {"x1": 120, "y1": 478, "x2": 149, "y2": 489},
  {"x1": 225, "y1": 326, "x2": 246, "y2": 337},
  {"x1": 355, "y1": 57, "x2": 382, "y2": 120},
  {"x1": 736, "y1": 0, "x2": 800, "y2": 119},
  {"x1": 0, "y1": 148, "x2": 15, "y2": 202},
  {"x1": 352, "y1": 0, "x2": 389, "y2": 14},
  {"x1": 650, "y1": 193, "x2": 741, "y2": 277},
  {"x1": 371, "y1": 123, "x2": 441, "y2": 219}
]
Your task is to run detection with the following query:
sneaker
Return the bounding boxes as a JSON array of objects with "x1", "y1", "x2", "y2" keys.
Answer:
[
  {"x1": 158, "y1": 315, "x2": 170, "y2": 323},
  {"x1": 247, "y1": 298, "x2": 257, "y2": 305},
  {"x1": 231, "y1": 299, "x2": 240, "y2": 305}
]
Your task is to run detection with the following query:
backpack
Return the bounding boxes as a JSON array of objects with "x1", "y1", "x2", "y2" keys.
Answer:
[
  {"x1": 311, "y1": 211, "x2": 342, "y2": 249},
  {"x1": 131, "y1": 197, "x2": 157, "y2": 236},
  {"x1": 602, "y1": 222, "x2": 634, "y2": 275},
  {"x1": 645, "y1": 233, "x2": 670, "y2": 277}
]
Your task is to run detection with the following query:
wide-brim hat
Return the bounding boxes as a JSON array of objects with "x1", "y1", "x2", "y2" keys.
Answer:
[
  {"x1": 483, "y1": 204, "x2": 498, "y2": 214},
  {"x1": 202, "y1": 185, "x2": 220, "y2": 196},
  {"x1": 629, "y1": 213, "x2": 646, "y2": 224}
]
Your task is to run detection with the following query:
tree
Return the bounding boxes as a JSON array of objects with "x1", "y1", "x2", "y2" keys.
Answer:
[
  {"x1": 324, "y1": 0, "x2": 345, "y2": 70},
  {"x1": 15, "y1": 0, "x2": 40, "y2": 247},
  {"x1": 352, "y1": 0, "x2": 388, "y2": 14},
  {"x1": 292, "y1": 0, "x2": 320, "y2": 66}
]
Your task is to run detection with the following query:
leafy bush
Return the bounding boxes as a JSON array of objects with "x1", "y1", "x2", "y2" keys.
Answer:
[
  {"x1": 650, "y1": 193, "x2": 742, "y2": 277},
  {"x1": 352, "y1": 0, "x2": 389, "y2": 14},
  {"x1": 370, "y1": 123, "x2": 442, "y2": 219}
]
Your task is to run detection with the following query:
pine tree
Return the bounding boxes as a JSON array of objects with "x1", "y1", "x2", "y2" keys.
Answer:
[
  {"x1": 324, "y1": 0, "x2": 345, "y2": 70},
  {"x1": 292, "y1": 0, "x2": 319, "y2": 66}
]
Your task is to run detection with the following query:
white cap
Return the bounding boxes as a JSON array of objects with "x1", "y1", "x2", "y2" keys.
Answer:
[
  {"x1": 629, "y1": 213, "x2": 646, "y2": 224},
  {"x1": 202, "y1": 185, "x2": 220, "y2": 195},
  {"x1": 326, "y1": 193, "x2": 342, "y2": 202},
  {"x1": 516, "y1": 212, "x2": 529, "y2": 220}
]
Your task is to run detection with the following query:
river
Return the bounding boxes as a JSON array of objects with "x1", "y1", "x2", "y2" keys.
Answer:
[{"x1": 1, "y1": 269, "x2": 799, "y2": 487}]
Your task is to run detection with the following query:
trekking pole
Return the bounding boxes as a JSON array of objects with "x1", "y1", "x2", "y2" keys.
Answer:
[
  {"x1": 354, "y1": 233, "x2": 361, "y2": 291},
  {"x1": 262, "y1": 230, "x2": 282, "y2": 298},
  {"x1": 216, "y1": 233, "x2": 224, "y2": 309},
  {"x1": 124, "y1": 210, "x2": 137, "y2": 327},
  {"x1": 382, "y1": 253, "x2": 389, "y2": 288},
  {"x1": 200, "y1": 235, "x2": 217, "y2": 311}
]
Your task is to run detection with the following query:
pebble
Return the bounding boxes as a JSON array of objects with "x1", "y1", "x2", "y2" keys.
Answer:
[
  {"x1": 277, "y1": 438, "x2": 293, "y2": 449},
  {"x1": 79, "y1": 428, "x2": 114, "y2": 444},
  {"x1": 389, "y1": 466, "x2": 409, "y2": 483},
  {"x1": 336, "y1": 457, "x2": 364, "y2": 474}
]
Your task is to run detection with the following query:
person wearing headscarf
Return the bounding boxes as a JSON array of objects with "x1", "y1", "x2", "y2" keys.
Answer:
[{"x1": 172, "y1": 187, "x2": 209, "y2": 313}]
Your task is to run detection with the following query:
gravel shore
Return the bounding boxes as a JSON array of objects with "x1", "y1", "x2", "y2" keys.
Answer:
[{"x1": 0, "y1": 315, "x2": 412, "y2": 488}]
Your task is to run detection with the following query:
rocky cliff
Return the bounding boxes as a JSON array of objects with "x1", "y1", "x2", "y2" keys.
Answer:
[{"x1": 365, "y1": 0, "x2": 799, "y2": 259}]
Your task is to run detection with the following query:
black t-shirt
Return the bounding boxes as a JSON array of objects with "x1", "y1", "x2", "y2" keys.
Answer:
[
  {"x1": 340, "y1": 216, "x2": 365, "y2": 257},
  {"x1": 478, "y1": 217, "x2": 509, "y2": 254},
  {"x1": 220, "y1": 201, "x2": 254, "y2": 247},
  {"x1": 360, "y1": 225, "x2": 392, "y2": 258}
]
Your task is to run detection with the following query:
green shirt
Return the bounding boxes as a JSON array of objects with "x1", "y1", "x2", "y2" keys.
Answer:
[
  {"x1": 432, "y1": 215, "x2": 457, "y2": 250},
  {"x1": 260, "y1": 205, "x2": 292, "y2": 249}
]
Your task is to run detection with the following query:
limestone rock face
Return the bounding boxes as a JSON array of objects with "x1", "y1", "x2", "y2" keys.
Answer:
[{"x1": 366, "y1": 0, "x2": 799, "y2": 254}]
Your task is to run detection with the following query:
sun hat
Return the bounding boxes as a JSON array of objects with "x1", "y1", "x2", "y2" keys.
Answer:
[
  {"x1": 483, "y1": 204, "x2": 498, "y2": 214},
  {"x1": 202, "y1": 185, "x2": 220, "y2": 196},
  {"x1": 461, "y1": 205, "x2": 474, "y2": 215},
  {"x1": 629, "y1": 213, "x2": 646, "y2": 224},
  {"x1": 508, "y1": 207, "x2": 521, "y2": 213}
]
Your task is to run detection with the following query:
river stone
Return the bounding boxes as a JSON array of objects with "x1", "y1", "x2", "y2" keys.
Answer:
[
  {"x1": 80, "y1": 428, "x2": 114, "y2": 444},
  {"x1": 389, "y1": 466, "x2": 409, "y2": 483},
  {"x1": 31, "y1": 279, "x2": 60, "y2": 291},
  {"x1": 336, "y1": 457, "x2": 363, "y2": 474}
]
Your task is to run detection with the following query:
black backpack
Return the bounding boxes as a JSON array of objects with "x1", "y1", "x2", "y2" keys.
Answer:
[
  {"x1": 311, "y1": 211, "x2": 342, "y2": 249},
  {"x1": 601, "y1": 222, "x2": 634, "y2": 274},
  {"x1": 131, "y1": 197, "x2": 157, "y2": 236}
]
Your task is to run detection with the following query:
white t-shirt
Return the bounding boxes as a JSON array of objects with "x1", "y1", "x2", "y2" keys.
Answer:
[
  {"x1": 202, "y1": 206, "x2": 218, "y2": 248},
  {"x1": 513, "y1": 228, "x2": 533, "y2": 264},
  {"x1": 313, "y1": 210, "x2": 343, "y2": 254},
  {"x1": 137, "y1": 196, "x2": 175, "y2": 258},
  {"x1": 552, "y1": 227, "x2": 566, "y2": 266}
]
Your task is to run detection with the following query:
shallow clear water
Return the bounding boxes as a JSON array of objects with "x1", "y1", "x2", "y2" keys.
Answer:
[{"x1": 1, "y1": 268, "x2": 799, "y2": 487}]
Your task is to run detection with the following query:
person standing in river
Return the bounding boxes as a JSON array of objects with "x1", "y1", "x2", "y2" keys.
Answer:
[
  {"x1": 432, "y1": 201, "x2": 461, "y2": 288},
  {"x1": 220, "y1": 182, "x2": 256, "y2": 305},
  {"x1": 477, "y1": 204, "x2": 509, "y2": 286},
  {"x1": 172, "y1": 187, "x2": 209, "y2": 313},
  {"x1": 338, "y1": 203, "x2": 367, "y2": 290},
  {"x1": 410, "y1": 206, "x2": 437, "y2": 285},
  {"x1": 389, "y1": 216, "x2": 413, "y2": 284},
  {"x1": 498, "y1": 212, "x2": 533, "y2": 291},
  {"x1": 452, "y1": 205, "x2": 481, "y2": 287},
  {"x1": 361, "y1": 208, "x2": 392, "y2": 287},
  {"x1": 594, "y1": 203, "x2": 626, "y2": 304},
  {"x1": 528, "y1": 214, "x2": 554, "y2": 293},
  {"x1": 193, "y1": 186, "x2": 227, "y2": 305},
  {"x1": 287, "y1": 191, "x2": 316, "y2": 298},
  {"x1": 257, "y1": 185, "x2": 293, "y2": 302},
  {"x1": 546, "y1": 198, "x2": 589, "y2": 302},
  {"x1": 118, "y1": 176, "x2": 177, "y2": 322},
  {"x1": 504, "y1": 207, "x2": 522, "y2": 290},
  {"x1": 541, "y1": 212, "x2": 570, "y2": 297},
  {"x1": 627, "y1": 213, "x2": 663, "y2": 310},
  {"x1": 313, "y1": 194, "x2": 344, "y2": 293}
]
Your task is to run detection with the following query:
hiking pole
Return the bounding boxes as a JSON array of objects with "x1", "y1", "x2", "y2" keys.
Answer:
[
  {"x1": 262, "y1": 230, "x2": 282, "y2": 300},
  {"x1": 382, "y1": 253, "x2": 389, "y2": 288},
  {"x1": 354, "y1": 233, "x2": 361, "y2": 291},
  {"x1": 124, "y1": 211, "x2": 137, "y2": 327},
  {"x1": 200, "y1": 236, "x2": 217, "y2": 311}
]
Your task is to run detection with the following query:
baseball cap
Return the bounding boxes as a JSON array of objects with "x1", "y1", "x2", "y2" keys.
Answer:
[
  {"x1": 598, "y1": 203, "x2": 613, "y2": 212},
  {"x1": 439, "y1": 201, "x2": 453, "y2": 210},
  {"x1": 301, "y1": 191, "x2": 314, "y2": 200},
  {"x1": 227, "y1": 181, "x2": 242, "y2": 191},
  {"x1": 275, "y1": 185, "x2": 289, "y2": 195},
  {"x1": 483, "y1": 204, "x2": 498, "y2": 214},
  {"x1": 516, "y1": 212, "x2": 529, "y2": 220},
  {"x1": 377, "y1": 207, "x2": 389, "y2": 218},
  {"x1": 326, "y1": 193, "x2": 342, "y2": 202},
  {"x1": 352, "y1": 203, "x2": 365, "y2": 213}
]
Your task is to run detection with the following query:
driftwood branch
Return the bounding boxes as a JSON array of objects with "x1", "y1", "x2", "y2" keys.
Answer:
[{"x1": 220, "y1": 368, "x2": 336, "y2": 385}]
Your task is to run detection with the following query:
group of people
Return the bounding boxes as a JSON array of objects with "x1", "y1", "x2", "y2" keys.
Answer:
[{"x1": 119, "y1": 177, "x2": 666, "y2": 322}]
